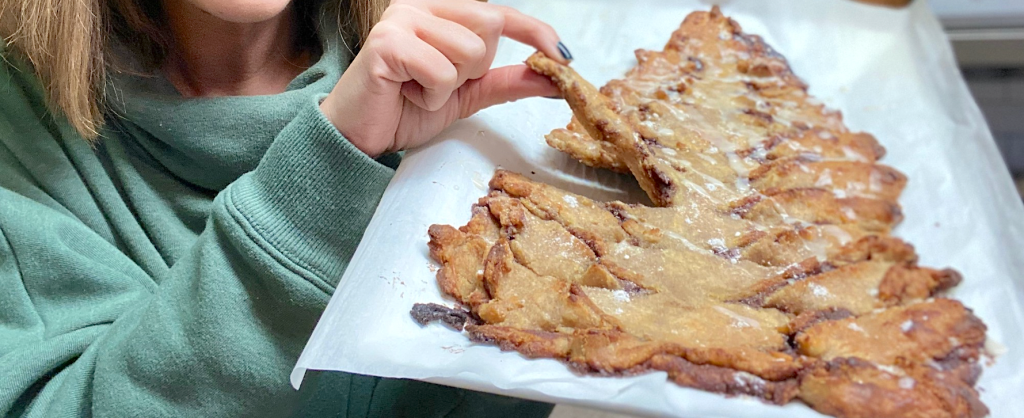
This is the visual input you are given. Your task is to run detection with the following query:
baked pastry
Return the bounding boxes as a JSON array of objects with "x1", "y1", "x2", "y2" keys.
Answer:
[{"x1": 417, "y1": 7, "x2": 989, "y2": 418}]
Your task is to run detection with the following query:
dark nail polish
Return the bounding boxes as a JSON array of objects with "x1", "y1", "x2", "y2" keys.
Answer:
[{"x1": 557, "y1": 41, "x2": 573, "y2": 61}]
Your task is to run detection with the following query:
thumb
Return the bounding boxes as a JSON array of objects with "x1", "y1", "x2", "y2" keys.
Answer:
[{"x1": 457, "y1": 64, "x2": 560, "y2": 119}]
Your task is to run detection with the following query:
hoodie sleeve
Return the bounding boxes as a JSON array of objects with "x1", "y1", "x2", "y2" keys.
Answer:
[{"x1": 0, "y1": 47, "x2": 553, "y2": 418}]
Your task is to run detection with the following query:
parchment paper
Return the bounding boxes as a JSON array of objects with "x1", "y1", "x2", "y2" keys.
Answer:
[{"x1": 293, "y1": 0, "x2": 1024, "y2": 416}]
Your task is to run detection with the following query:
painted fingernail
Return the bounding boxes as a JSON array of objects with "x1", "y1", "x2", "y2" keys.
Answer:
[{"x1": 557, "y1": 41, "x2": 573, "y2": 61}]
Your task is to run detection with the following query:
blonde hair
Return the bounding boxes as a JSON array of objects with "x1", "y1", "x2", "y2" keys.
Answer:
[{"x1": 0, "y1": 0, "x2": 389, "y2": 139}]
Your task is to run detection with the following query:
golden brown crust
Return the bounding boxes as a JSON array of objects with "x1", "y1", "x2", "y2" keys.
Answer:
[
  {"x1": 527, "y1": 6, "x2": 906, "y2": 233},
  {"x1": 475, "y1": 240, "x2": 611, "y2": 331},
  {"x1": 426, "y1": 170, "x2": 986, "y2": 416},
  {"x1": 795, "y1": 299, "x2": 987, "y2": 366},
  {"x1": 467, "y1": 325, "x2": 573, "y2": 358},
  {"x1": 546, "y1": 118, "x2": 631, "y2": 173},
  {"x1": 878, "y1": 267, "x2": 962, "y2": 305},
  {"x1": 428, "y1": 169, "x2": 986, "y2": 417},
  {"x1": 527, "y1": 52, "x2": 674, "y2": 206},
  {"x1": 423, "y1": 7, "x2": 989, "y2": 418},
  {"x1": 743, "y1": 188, "x2": 903, "y2": 234},
  {"x1": 798, "y1": 358, "x2": 988, "y2": 418},
  {"x1": 761, "y1": 263, "x2": 959, "y2": 315},
  {"x1": 649, "y1": 354, "x2": 800, "y2": 405},
  {"x1": 749, "y1": 160, "x2": 907, "y2": 202},
  {"x1": 427, "y1": 213, "x2": 493, "y2": 308}
]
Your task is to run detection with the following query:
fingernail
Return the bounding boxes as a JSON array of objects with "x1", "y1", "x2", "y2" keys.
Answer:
[{"x1": 557, "y1": 41, "x2": 573, "y2": 61}]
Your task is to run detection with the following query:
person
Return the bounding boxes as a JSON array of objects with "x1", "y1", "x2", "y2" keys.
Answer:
[{"x1": 0, "y1": 0, "x2": 571, "y2": 416}]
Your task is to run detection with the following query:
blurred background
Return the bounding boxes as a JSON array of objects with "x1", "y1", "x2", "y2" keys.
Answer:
[{"x1": 932, "y1": 0, "x2": 1024, "y2": 198}]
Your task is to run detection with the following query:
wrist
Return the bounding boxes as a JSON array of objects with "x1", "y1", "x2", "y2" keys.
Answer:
[{"x1": 318, "y1": 95, "x2": 382, "y2": 158}]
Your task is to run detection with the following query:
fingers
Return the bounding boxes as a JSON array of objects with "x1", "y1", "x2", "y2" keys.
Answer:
[
  {"x1": 402, "y1": 9, "x2": 489, "y2": 87},
  {"x1": 374, "y1": 0, "x2": 569, "y2": 113},
  {"x1": 414, "y1": 14, "x2": 487, "y2": 67},
  {"x1": 402, "y1": 0, "x2": 570, "y2": 65},
  {"x1": 373, "y1": 25, "x2": 458, "y2": 111},
  {"x1": 492, "y1": 5, "x2": 567, "y2": 64},
  {"x1": 457, "y1": 64, "x2": 560, "y2": 118}
]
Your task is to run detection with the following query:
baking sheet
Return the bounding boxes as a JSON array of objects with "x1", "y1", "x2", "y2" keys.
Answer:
[{"x1": 292, "y1": 0, "x2": 1024, "y2": 416}]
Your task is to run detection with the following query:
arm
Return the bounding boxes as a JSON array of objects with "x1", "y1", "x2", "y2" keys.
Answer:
[
  {"x1": 0, "y1": 80, "x2": 393, "y2": 416},
  {"x1": 1, "y1": 0, "x2": 569, "y2": 415}
]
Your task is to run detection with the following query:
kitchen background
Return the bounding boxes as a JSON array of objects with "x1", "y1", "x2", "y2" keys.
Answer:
[{"x1": 934, "y1": 0, "x2": 1024, "y2": 197}]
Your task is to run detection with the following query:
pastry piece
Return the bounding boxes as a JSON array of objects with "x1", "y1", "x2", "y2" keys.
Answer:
[
  {"x1": 426, "y1": 171, "x2": 971, "y2": 413},
  {"x1": 527, "y1": 7, "x2": 906, "y2": 235},
  {"x1": 474, "y1": 240, "x2": 610, "y2": 331},
  {"x1": 427, "y1": 205, "x2": 499, "y2": 308},
  {"x1": 421, "y1": 7, "x2": 990, "y2": 418},
  {"x1": 761, "y1": 262, "x2": 961, "y2": 315},
  {"x1": 547, "y1": 118, "x2": 630, "y2": 173},
  {"x1": 649, "y1": 354, "x2": 799, "y2": 404},
  {"x1": 799, "y1": 358, "x2": 987, "y2": 418},
  {"x1": 794, "y1": 298, "x2": 987, "y2": 366}
]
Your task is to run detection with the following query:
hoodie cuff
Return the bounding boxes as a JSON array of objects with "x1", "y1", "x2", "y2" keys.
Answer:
[{"x1": 227, "y1": 93, "x2": 395, "y2": 290}]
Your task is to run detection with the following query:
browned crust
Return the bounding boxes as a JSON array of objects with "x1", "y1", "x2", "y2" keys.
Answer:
[
  {"x1": 798, "y1": 358, "x2": 988, "y2": 418},
  {"x1": 427, "y1": 222, "x2": 490, "y2": 308},
  {"x1": 546, "y1": 118, "x2": 631, "y2": 173},
  {"x1": 423, "y1": 6, "x2": 988, "y2": 418},
  {"x1": 527, "y1": 52, "x2": 675, "y2": 206},
  {"x1": 427, "y1": 169, "x2": 985, "y2": 416},
  {"x1": 467, "y1": 325, "x2": 573, "y2": 358},
  {"x1": 744, "y1": 188, "x2": 903, "y2": 233},
  {"x1": 760, "y1": 130, "x2": 886, "y2": 162},
  {"x1": 878, "y1": 267, "x2": 963, "y2": 305},
  {"x1": 469, "y1": 325, "x2": 808, "y2": 382},
  {"x1": 410, "y1": 303, "x2": 474, "y2": 331},
  {"x1": 795, "y1": 299, "x2": 988, "y2": 366},
  {"x1": 749, "y1": 160, "x2": 907, "y2": 202},
  {"x1": 786, "y1": 308, "x2": 856, "y2": 335},
  {"x1": 649, "y1": 354, "x2": 800, "y2": 405}
]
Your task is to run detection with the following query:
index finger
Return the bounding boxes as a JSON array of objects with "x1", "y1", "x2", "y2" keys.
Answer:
[
  {"x1": 412, "y1": 0, "x2": 572, "y2": 64},
  {"x1": 492, "y1": 5, "x2": 570, "y2": 64}
]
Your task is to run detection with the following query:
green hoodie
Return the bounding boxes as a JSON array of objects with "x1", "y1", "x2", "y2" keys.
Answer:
[{"x1": 0, "y1": 23, "x2": 552, "y2": 418}]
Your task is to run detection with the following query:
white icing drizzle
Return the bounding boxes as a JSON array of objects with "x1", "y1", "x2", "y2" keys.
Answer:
[
  {"x1": 732, "y1": 371, "x2": 766, "y2": 389},
  {"x1": 876, "y1": 364, "x2": 905, "y2": 376},
  {"x1": 808, "y1": 283, "x2": 831, "y2": 298},
  {"x1": 898, "y1": 377, "x2": 916, "y2": 390},
  {"x1": 814, "y1": 169, "x2": 834, "y2": 188},
  {"x1": 841, "y1": 207, "x2": 859, "y2": 220},
  {"x1": 900, "y1": 320, "x2": 914, "y2": 333},
  {"x1": 714, "y1": 305, "x2": 762, "y2": 329},
  {"x1": 663, "y1": 230, "x2": 712, "y2": 254},
  {"x1": 868, "y1": 169, "x2": 884, "y2": 193},
  {"x1": 984, "y1": 338, "x2": 1008, "y2": 358},
  {"x1": 585, "y1": 36, "x2": 900, "y2": 339},
  {"x1": 563, "y1": 195, "x2": 579, "y2": 208},
  {"x1": 821, "y1": 225, "x2": 854, "y2": 246}
]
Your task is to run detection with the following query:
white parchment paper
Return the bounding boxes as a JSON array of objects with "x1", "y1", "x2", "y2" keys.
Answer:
[{"x1": 293, "y1": 0, "x2": 1024, "y2": 416}]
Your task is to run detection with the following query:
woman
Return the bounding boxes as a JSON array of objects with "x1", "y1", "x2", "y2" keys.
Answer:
[{"x1": 0, "y1": 0, "x2": 569, "y2": 416}]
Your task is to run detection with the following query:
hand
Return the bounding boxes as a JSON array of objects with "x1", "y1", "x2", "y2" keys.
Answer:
[{"x1": 319, "y1": 0, "x2": 570, "y2": 157}]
